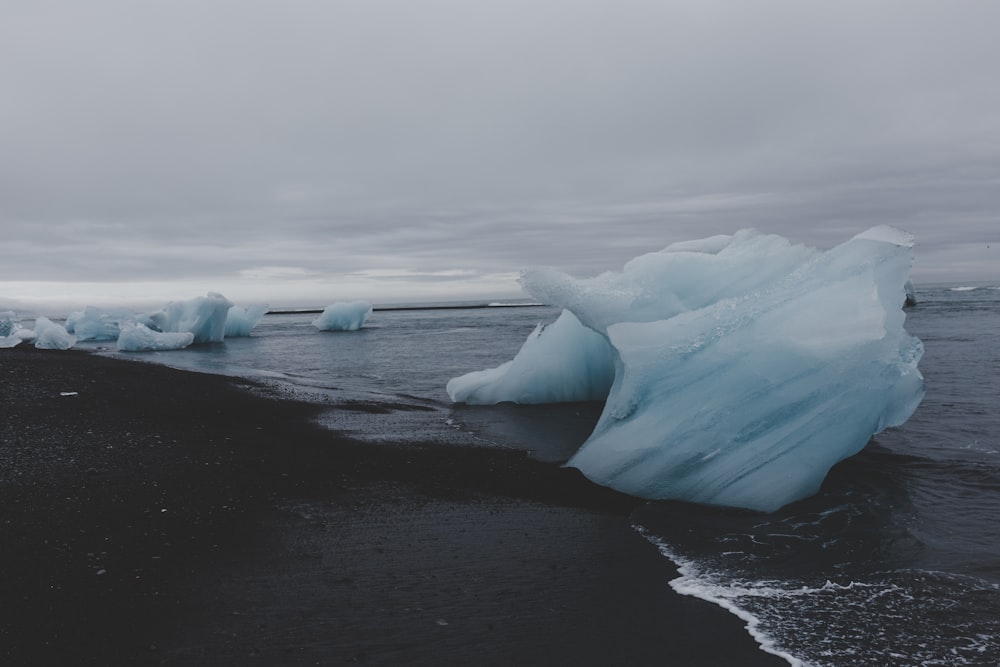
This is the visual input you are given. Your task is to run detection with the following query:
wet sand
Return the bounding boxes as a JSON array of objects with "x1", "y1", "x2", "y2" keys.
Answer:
[{"x1": 0, "y1": 347, "x2": 784, "y2": 666}]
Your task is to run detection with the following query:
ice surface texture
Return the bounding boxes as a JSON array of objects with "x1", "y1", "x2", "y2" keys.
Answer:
[
  {"x1": 313, "y1": 301, "x2": 372, "y2": 331},
  {"x1": 449, "y1": 227, "x2": 925, "y2": 512}
]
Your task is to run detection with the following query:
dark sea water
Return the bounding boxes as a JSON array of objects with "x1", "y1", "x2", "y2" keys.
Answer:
[{"x1": 85, "y1": 285, "x2": 1000, "y2": 666}]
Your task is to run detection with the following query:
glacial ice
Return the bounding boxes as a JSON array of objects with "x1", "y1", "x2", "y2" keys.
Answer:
[
  {"x1": 447, "y1": 310, "x2": 615, "y2": 404},
  {"x1": 448, "y1": 227, "x2": 925, "y2": 512},
  {"x1": 0, "y1": 311, "x2": 19, "y2": 338},
  {"x1": 117, "y1": 321, "x2": 195, "y2": 352},
  {"x1": 313, "y1": 300, "x2": 372, "y2": 331},
  {"x1": 1, "y1": 311, "x2": 23, "y2": 347},
  {"x1": 147, "y1": 292, "x2": 233, "y2": 344},
  {"x1": 32, "y1": 317, "x2": 77, "y2": 350},
  {"x1": 65, "y1": 307, "x2": 135, "y2": 341},
  {"x1": 225, "y1": 304, "x2": 268, "y2": 337}
]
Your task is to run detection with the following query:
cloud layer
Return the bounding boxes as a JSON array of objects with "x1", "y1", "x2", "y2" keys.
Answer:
[{"x1": 3, "y1": 1, "x2": 998, "y2": 309}]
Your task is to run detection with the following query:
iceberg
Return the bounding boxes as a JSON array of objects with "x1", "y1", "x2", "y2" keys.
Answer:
[
  {"x1": 32, "y1": 317, "x2": 77, "y2": 350},
  {"x1": 0, "y1": 311, "x2": 20, "y2": 338},
  {"x1": 225, "y1": 304, "x2": 269, "y2": 337},
  {"x1": 65, "y1": 306, "x2": 135, "y2": 341},
  {"x1": 312, "y1": 300, "x2": 372, "y2": 331},
  {"x1": 1, "y1": 311, "x2": 24, "y2": 347},
  {"x1": 448, "y1": 226, "x2": 924, "y2": 512},
  {"x1": 447, "y1": 310, "x2": 615, "y2": 404},
  {"x1": 146, "y1": 292, "x2": 233, "y2": 343},
  {"x1": 116, "y1": 321, "x2": 194, "y2": 352}
]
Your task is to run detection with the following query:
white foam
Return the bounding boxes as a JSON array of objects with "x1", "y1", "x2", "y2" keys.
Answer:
[{"x1": 633, "y1": 525, "x2": 804, "y2": 667}]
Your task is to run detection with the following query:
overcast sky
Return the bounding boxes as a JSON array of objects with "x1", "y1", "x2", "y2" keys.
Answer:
[{"x1": 2, "y1": 0, "x2": 998, "y2": 312}]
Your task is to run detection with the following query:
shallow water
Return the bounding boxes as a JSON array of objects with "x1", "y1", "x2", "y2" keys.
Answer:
[{"x1": 80, "y1": 285, "x2": 1000, "y2": 666}]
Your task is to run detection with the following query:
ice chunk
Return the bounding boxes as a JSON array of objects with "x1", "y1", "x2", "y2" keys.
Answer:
[
  {"x1": 32, "y1": 317, "x2": 77, "y2": 350},
  {"x1": 312, "y1": 300, "x2": 372, "y2": 331},
  {"x1": 146, "y1": 292, "x2": 233, "y2": 343},
  {"x1": 449, "y1": 226, "x2": 924, "y2": 512},
  {"x1": 225, "y1": 304, "x2": 268, "y2": 337},
  {"x1": 0, "y1": 311, "x2": 20, "y2": 337},
  {"x1": 116, "y1": 321, "x2": 195, "y2": 352},
  {"x1": 65, "y1": 306, "x2": 134, "y2": 341},
  {"x1": 1, "y1": 311, "x2": 23, "y2": 347},
  {"x1": 446, "y1": 310, "x2": 615, "y2": 404}
]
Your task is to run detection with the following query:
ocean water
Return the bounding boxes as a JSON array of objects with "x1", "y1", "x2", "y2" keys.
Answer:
[{"x1": 82, "y1": 285, "x2": 999, "y2": 666}]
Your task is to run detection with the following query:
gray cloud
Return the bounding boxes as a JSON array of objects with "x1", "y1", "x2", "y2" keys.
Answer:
[{"x1": 2, "y1": 0, "x2": 998, "y2": 309}]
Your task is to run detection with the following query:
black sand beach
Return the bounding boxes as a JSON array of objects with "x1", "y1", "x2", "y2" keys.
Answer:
[{"x1": 1, "y1": 347, "x2": 783, "y2": 666}]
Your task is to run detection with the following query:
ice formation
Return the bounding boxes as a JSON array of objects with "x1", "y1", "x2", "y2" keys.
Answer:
[
  {"x1": 448, "y1": 227, "x2": 925, "y2": 512},
  {"x1": 32, "y1": 317, "x2": 77, "y2": 350},
  {"x1": 1, "y1": 311, "x2": 23, "y2": 347},
  {"x1": 225, "y1": 304, "x2": 269, "y2": 337},
  {"x1": 117, "y1": 321, "x2": 194, "y2": 352},
  {"x1": 447, "y1": 310, "x2": 615, "y2": 403},
  {"x1": 147, "y1": 293, "x2": 233, "y2": 343},
  {"x1": 0, "y1": 311, "x2": 19, "y2": 338},
  {"x1": 313, "y1": 300, "x2": 372, "y2": 331},
  {"x1": 65, "y1": 307, "x2": 135, "y2": 341}
]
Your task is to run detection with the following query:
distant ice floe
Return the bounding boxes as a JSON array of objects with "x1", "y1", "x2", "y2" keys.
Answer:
[
  {"x1": 448, "y1": 226, "x2": 925, "y2": 512},
  {"x1": 7, "y1": 293, "x2": 270, "y2": 353},
  {"x1": 313, "y1": 300, "x2": 372, "y2": 331}
]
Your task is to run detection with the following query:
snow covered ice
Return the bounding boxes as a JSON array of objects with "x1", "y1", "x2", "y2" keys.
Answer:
[
  {"x1": 313, "y1": 300, "x2": 372, "y2": 331},
  {"x1": 448, "y1": 227, "x2": 925, "y2": 512}
]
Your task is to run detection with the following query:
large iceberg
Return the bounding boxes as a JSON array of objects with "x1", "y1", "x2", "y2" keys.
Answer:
[
  {"x1": 448, "y1": 227, "x2": 925, "y2": 512},
  {"x1": 312, "y1": 300, "x2": 372, "y2": 331},
  {"x1": 146, "y1": 292, "x2": 233, "y2": 344}
]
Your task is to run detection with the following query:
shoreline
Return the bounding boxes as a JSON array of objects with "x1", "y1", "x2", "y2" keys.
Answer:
[{"x1": 0, "y1": 347, "x2": 784, "y2": 665}]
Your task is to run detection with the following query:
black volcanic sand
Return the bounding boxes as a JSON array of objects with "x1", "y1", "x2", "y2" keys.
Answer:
[{"x1": 0, "y1": 347, "x2": 784, "y2": 666}]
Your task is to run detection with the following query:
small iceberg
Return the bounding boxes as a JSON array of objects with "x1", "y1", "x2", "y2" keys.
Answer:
[{"x1": 313, "y1": 300, "x2": 372, "y2": 331}]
